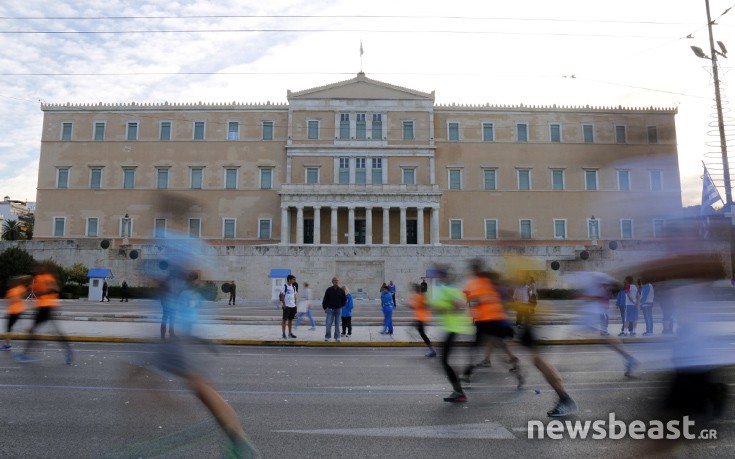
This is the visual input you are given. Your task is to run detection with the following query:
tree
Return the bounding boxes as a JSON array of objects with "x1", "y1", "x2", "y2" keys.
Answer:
[
  {"x1": 64, "y1": 262, "x2": 89, "y2": 286},
  {"x1": 18, "y1": 213, "x2": 34, "y2": 240},
  {"x1": 0, "y1": 246, "x2": 35, "y2": 295},
  {"x1": 1, "y1": 219, "x2": 22, "y2": 240}
]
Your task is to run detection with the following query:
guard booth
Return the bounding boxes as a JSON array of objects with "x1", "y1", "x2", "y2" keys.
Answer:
[
  {"x1": 270, "y1": 268, "x2": 291, "y2": 301},
  {"x1": 87, "y1": 268, "x2": 114, "y2": 302}
]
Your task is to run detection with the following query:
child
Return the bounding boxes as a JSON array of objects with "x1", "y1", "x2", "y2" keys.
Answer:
[
  {"x1": 2, "y1": 276, "x2": 29, "y2": 351},
  {"x1": 294, "y1": 282, "x2": 316, "y2": 330},
  {"x1": 379, "y1": 285, "x2": 395, "y2": 335},
  {"x1": 341, "y1": 285, "x2": 354, "y2": 337}
]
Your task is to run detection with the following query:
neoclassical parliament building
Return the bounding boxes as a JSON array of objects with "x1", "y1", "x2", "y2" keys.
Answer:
[{"x1": 32, "y1": 73, "x2": 684, "y2": 294}]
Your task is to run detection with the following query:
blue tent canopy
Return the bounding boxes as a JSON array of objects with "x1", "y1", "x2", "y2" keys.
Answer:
[
  {"x1": 269, "y1": 269, "x2": 291, "y2": 278},
  {"x1": 87, "y1": 268, "x2": 114, "y2": 279}
]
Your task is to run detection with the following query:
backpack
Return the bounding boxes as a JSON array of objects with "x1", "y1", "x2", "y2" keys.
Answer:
[{"x1": 279, "y1": 284, "x2": 287, "y2": 303}]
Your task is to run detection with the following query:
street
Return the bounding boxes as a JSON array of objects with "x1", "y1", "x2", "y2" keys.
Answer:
[{"x1": 1, "y1": 341, "x2": 733, "y2": 458}]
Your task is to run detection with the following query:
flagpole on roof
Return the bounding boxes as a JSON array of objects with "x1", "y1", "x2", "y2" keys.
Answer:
[{"x1": 359, "y1": 39, "x2": 364, "y2": 73}]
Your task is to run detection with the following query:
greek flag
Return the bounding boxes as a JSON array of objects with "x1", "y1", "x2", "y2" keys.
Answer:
[{"x1": 702, "y1": 165, "x2": 722, "y2": 209}]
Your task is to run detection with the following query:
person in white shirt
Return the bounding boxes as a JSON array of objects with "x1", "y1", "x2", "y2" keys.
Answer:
[{"x1": 281, "y1": 275, "x2": 298, "y2": 339}]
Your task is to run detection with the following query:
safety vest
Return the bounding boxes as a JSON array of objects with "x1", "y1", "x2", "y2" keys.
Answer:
[
  {"x1": 464, "y1": 276, "x2": 507, "y2": 322},
  {"x1": 33, "y1": 273, "x2": 59, "y2": 308},
  {"x1": 5, "y1": 285, "x2": 27, "y2": 315}
]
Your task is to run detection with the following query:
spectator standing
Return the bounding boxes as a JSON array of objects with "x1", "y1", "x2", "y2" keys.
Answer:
[
  {"x1": 513, "y1": 280, "x2": 531, "y2": 326},
  {"x1": 280, "y1": 274, "x2": 298, "y2": 339},
  {"x1": 120, "y1": 280, "x2": 129, "y2": 302},
  {"x1": 341, "y1": 286, "x2": 354, "y2": 337},
  {"x1": 379, "y1": 285, "x2": 395, "y2": 335},
  {"x1": 228, "y1": 280, "x2": 237, "y2": 305},
  {"x1": 420, "y1": 278, "x2": 428, "y2": 293},
  {"x1": 101, "y1": 280, "x2": 110, "y2": 302},
  {"x1": 623, "y1": 275, "x2": 639, "y2": 336},
  {"x1": 294, "y1": 282, "x2": 316, "y2": 330},
  {"x1": 388, "y1": 280, "x2": 397, "y2": 308},
  {"x1": 322, "y1": 277, "x2": 346, "y2": 342},
  {"x1": 639, "y1": 279, "x2": 655, "y2": 335}
]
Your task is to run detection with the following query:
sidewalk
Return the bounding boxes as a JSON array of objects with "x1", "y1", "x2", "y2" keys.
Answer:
[{"x1": 10, "y1": 315, "x2": 735, "y2": 347}]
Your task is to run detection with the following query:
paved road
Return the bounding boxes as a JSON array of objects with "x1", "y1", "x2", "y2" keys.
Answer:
[{"x1": 1, "y1": 341, "x2": 734, "y2": 458}]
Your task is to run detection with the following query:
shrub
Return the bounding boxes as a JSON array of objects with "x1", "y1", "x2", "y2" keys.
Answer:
[{"x1": 0, "y1": 246, "x2": 36, "y2": 295}]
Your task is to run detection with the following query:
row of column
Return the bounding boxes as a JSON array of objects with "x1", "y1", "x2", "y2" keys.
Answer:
[{"x1": 280, "y1": 205, "x2": 440, "y2": 245}]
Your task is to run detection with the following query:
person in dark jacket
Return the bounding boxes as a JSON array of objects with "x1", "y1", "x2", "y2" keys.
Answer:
[{"x1": 322, "y1": 277, "x2": 347, "y2": 342}]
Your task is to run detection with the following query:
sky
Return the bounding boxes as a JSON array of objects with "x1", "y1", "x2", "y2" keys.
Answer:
[{"x1": 1, "y1": 0, "x2": 734, "y2": 207}]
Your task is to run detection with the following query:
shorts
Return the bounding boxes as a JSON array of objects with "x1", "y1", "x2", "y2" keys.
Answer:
[
  {"x1": 476, "y1": 320, "x2": 514, "y2": 340},
  {"x1": 34, "y1": 307, "x2": 53, "y2": 326},
  {"x1": 6, "y1": 313, "x2": 21, "y2": 333},
  {"x1": 282, "y1": 307, "x2": 297, "y2": 321},
  {"x1": 519, "y1": 325, "x2": 538, "y2": 349}
]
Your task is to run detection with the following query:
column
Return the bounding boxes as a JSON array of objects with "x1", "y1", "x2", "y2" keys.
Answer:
[
  {"x1": 383, "y1": 207, "x2": 390, "y2": 245},
  {"x1": 416, "y1": 207, "x2": 424, "y2": 245},
  {"x1": 431, "y1": 206, "x2": 440, "y2": 245},
  {"x1": 348, "y1": 207, "x2": 355, "y2": 245},
  {"x1": 313, "y1": 206, "x2": 321, "y2": 245},
  {"x1": 365, "y1": 207, "x2": 373, "y2": 245},
  {"x1": 280, "y1": 206, "x2": 289, "y2": 244},
  {"x1": 331, "y1": 207, "x2": 338, "y2": 244},
  {"x1": 399, "y1": 206, "x2": 407, "y2": 245},
  {"x1": 296, "y1": 206, "x2": 304, "y2": 245}
]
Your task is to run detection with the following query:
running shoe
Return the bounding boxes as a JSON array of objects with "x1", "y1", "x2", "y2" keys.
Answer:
[
  {"x1": 0, "y1": 344, "x2": 11, "y2": 351},
  {"x1": 443, "y1": 391, "x2": 467, "y2": 403},
  {"x1": 425, "y1": 349, "x2": 437, "y2": 358},
  {"x1": 288, "y1": 333, "x2": 297, "y2": 338},
  {"x1": 282, "y1": 333, "x2": 287, "y2": 339},
  {"x1": 547, "y1": 398, "x2": 577, "y2": 417},
  {"x1": 476, "y1": 358, "x2": 492, "y2": 367}
]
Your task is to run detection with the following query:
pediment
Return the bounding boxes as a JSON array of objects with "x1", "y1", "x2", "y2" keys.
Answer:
[{"x1": 288, "y1": 73, "x2": 434, "y2": 101}]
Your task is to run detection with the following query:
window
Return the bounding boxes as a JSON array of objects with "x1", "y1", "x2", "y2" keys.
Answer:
[
  {"x1": 582, "y1": 124, "x2": 594, "y2": 143},
  {"x1": 621, "y1": 219, "x2": 633, "y2": 239},
  {"x1": 588, "y1": 218, "x2": 601, "y2": 240},
  {"x1": 61, "y1": 122, "x2": 73, "y2": 141},
  {"x1": 371, "y1": 158, "x2": 382, "y2": 184},
  {"x1": 126, "y1": 122, "x2": 138, "y2": 141},
  {"x1": 57, "y1": 167, "x2": 69, "y2": 189},
  {"x1": 551, "y1": 169, "x2": 565, "y2": 190},
  {"x1": 307, "y1": 120, "x2": 319, "y2": 140},
  {"x1": 516, "y1": 123, "x2": 528, "y2": 142},
  {"x1": 94, "y1": 122, "x2": 105, "y2": 141},
  {"x1": 402, "y1": 168, "x2": 416, "y2": 185},
  {"x1": 339, "y1": 114, "x2": 350, "y2": 140},
  {"x1": 224, "y1": 168, "x2": 238, "y2": 189},
  {"x1": 372, "y1": 114, "x2": 383, "y2": 139},
  {"x1": 553, "y1": 219, "x2": 567, "y2": 239},
  {"x1": 483, "y1": 169, "x2": 497, "y2": 190},
  {"x1": 550, "y1": 123, "x2": 562, "y2": 143},
  {"x1": 86, "y1": 218, "x2": 98, "y2": 237},
  {"x1": 520, "y1": 219, "x2": 533, "y2": 240},
  {"x1": 223, "y1": 218, "x2": 236, "y2": 239},
  {"x1": 517, "y1": 169, "x2": 531, "y2": 190},
  {"x1": 154, "y1": 218, "x2": 166, "y2": 238},
  {"x1": 119, "y1": 216, "x2": 132, "y2": 237},
  {"x1": 90, "y1": 168, "x2": 102, "y2": 189},
  {"x1": 258, "y1": 219, "x2": 271, "y2": 239},
  {"x1": 228, "y1": 121, "x2": 239, "y2": 140},
  {"x1": 355, "y1": 158, "x2": 366, "y2": 184},
  {"x1": 193, "y1": 121, "x2": 205, "y2": 140},
  {"x1": 160, "y1": 121, "x2": 172, "y2": 141},
  {"x1": 190, "y1": 167, "x2": 203, "y2": 189},
  {"x1": 482, "y1": 123, "x2": 495, "y2": 142},
  {"x1": 356, "y1": 113, "x2": 366, "y2": 140},
  {"x1": 449, "y1": 219, "x2": 463, "y2": 240},
  {"x1": 653, "y1": 219, "x2": 665, "y2": 238},
  {"x1": 53, "y1": 217, "x2": 65, "y2": 237},
  {"x1": 485, "y1": 219, "x2": 498, "y2": 240},
  {"x1": 615, "y1": 125, "x2": 627, "y2": 144},
  {"x1": 649, "y1": 170, "x2": 663, "y2": 191},
  {"x1": 448, "y1": 122, "x2": 460, "y2": 141},
  {"x1": 585, "y1": 169, "x2": 598, "y2": 191},
  {"x1": 403, "y1": 121, "x2": 414, "y2": 140},
  {"x1": 156, "y1": 168, "x2": 169, "y2": 189},
  {"x1": 306, "y1": 167, "x2": 319, "y2": 184},
  {"x1": 448, "y1": 169, "x2": 462, "y2": 190},
  {"x1": 259, "y1": 168, "x2": 273, "y2": 189},
  {"x1": 188, "y1": 219, "x2": 201, "y2": 238},
  {"x1": 339, "y1": 158, "x2": 350, "y2": 184},
  {"x1": 647, "y1": 126, "x2": 658, "y2": 144},
  {"x1": 262, "y1": 121, "x2": 274, "y2": 140},
  {"x1": 123, "y1": 168, "x2": 136, "y2": 189},
  {"x1": 618, "y1": 170, "x2": 631, "y2": 191}
]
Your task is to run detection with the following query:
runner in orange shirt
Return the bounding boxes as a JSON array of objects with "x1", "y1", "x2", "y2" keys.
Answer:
[
  {"x1": 407, "y1": 283, "x2": 436, "y2": 357},
  {"x1": 15, "y1": 262, "x2": 73, "y2": 364},
  {"x1": 2, "y1": 276, "x2": 30, "y2": 351}
]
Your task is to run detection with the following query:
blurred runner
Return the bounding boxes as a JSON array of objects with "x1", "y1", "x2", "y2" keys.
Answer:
[
  {"x1": 15, "y1": 262, "x2": 73, "y2": 364},
  {"x1": 406, "y1": 283, "x2": 436, "y2": 357},
  {"x1": 2, "y1": 275, "x2": 29, "y2": 351}
]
